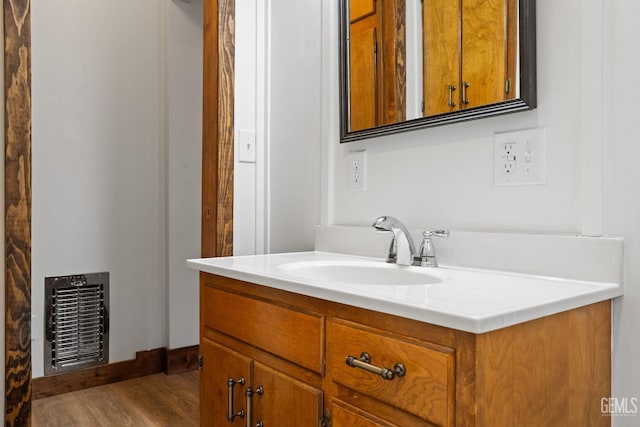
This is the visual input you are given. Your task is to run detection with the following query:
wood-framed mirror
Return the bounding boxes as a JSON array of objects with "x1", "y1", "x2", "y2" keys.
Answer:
[{"x1": 339, "y1": 0, "x2": 537, "y2": 143}]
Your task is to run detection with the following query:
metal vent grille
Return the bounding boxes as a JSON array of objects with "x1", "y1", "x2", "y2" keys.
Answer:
[{"x1": 45, "y1": 272, "x2": 109, "y2": 375}]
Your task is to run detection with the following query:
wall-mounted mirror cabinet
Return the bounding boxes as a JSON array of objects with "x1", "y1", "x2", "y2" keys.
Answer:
[{"x1": 339, "y1": 0, "x2": 536, "y2": 142}]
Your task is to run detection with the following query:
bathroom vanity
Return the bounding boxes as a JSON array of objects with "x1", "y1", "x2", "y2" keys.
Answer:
[{"x1": 190, "y1": 252, "x2": 620, "y2": 426}]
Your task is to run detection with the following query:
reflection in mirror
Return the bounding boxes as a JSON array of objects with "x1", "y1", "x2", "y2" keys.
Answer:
[{"x1": 340, "y1": 0, "x2": 536, "y2": 142}]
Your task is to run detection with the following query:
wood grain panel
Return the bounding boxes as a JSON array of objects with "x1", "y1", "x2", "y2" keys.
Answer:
[
  {"x1": 201, "y1": 0, "x2": 220, "y2": 258},
  {"x1": 202, "y1": 0, "x2": 235, "y2": 258},
  {"x1": 566, "y1": 301, "x2": 611, "y2": 425},
  {"x1": 4, "y1": 0, "x2": 32, "y2": 425},
  {"x1": 461, "y1": 0, "x2": 507, "y2": 108},
  {"x1": 348, "y1": 0, "x2": 405, "y2": 131},
  {"x1": 253, "y1": 362, "x2": 323, "y2": 426},
  {"x1": 452, "y1": 330, "x2": 476, "y2": 426},
  {"x1": 332, "y1": 401, "x2": 400, "y2": 427},
  {"x1": 349, "y1": 26, "x2": 378, "y2": 131},
  {"x1": 382, "y1": 0, "x2": 406, "y2": 125},
  {"x1": 203, "y1": 286, "x2": 324, "y2": 374},
  {"x1": 216, "y1": 0, "x2": 235, "y2": 257},
  {"x1": 350, "y1": 0, "x2": 375, "y2": 23},
  {"x1": 476, "y1": 301, "x2": 611, "y2": 427},
  {"x1": 423, "y1": 0, "x2": 461, "y2": 116}
]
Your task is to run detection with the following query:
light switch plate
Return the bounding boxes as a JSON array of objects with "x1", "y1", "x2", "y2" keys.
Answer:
[
  {"x1": 494, "y1": 129, "x2": 546, "y2": 186},
  {"x1": 238, "y1": 129, "x2": 256, "y2": 163}
]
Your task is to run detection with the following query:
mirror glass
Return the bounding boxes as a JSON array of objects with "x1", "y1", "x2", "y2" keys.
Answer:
[{"x1": 339, "y1": 0, "x2": 536, "y2": 142}]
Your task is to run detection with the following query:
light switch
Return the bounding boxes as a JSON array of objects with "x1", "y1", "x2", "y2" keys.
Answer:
[{"x1": 238, "y1": 129, "x2": 256, "y2": 163}]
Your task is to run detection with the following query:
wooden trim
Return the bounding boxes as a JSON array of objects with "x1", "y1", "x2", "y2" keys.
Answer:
[
  {"x1": 32, "y1": 349, "x2": 165, "y2": 400},
  {"x1": 202, "y1": 0, "x2": 235, "y2": 258},
  {"x1": 166, "y1": 345, "x2": 200, "y2": 375},
  {"x1": 216, "y1": 0, "x2": 235, "y2": 257},
  {"x1": 32, "y1": 346, "x2": 200, "y2": 400},
  {"x1": 201, "y1": 0, "x2": 219, "y2": 258},
  {"x1": 4, "y1": 0, "x2": 32, "y2": 425}
]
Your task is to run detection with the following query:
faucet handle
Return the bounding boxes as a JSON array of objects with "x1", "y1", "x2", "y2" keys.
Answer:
[
  {"x1": 424, "y1": 230, "x2": 450, "y2": 239},
  {"x1": 413, "y1": 230, "x2": 449, "y2": 267}
]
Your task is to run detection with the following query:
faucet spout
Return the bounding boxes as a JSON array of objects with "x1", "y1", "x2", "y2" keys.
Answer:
[{"x1": 372, "y1": 216, "x2": 417, "y2": 266}]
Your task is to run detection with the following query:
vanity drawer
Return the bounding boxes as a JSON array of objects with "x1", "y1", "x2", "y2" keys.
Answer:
[
  {"x1": 330, "y1": 320, "x2": 455, "y2": 426},
  {"x1": 203, "y1": 286, "x2": 324, "y2": 374}
]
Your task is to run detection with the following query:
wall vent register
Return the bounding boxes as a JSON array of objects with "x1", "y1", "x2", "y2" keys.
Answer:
[{"x1": 44, "y1": 272, "x2": 109, "y2": 375}]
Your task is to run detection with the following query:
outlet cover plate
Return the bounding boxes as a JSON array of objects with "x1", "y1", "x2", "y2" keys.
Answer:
[
  {"x1": 348, "y1": 150, "x2": 366, "y2": 191},
  {"x1": 494, "y1": 129, "x2": 546, "y2": 186}
]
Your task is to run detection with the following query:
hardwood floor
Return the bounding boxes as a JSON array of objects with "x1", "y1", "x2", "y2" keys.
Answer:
[{"x1": 32, "y1": 371, "x2": 199, "y2": 426}]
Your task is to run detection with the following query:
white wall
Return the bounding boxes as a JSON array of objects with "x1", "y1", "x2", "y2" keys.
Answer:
[
  {"x1": 234, "y1": 0, "x2": 257, "y2": 256},
  {"x1": 320, "y1": 0, "x2": 639, "y2": 423},
  {"x1": 328, "y1": 0, "x2": 588, "y2": 233},
  {"x1": 604, "y1": 1, "x2": 640, "y2": 425},
  {"x1": 266, "y1": 0, "x2": 322, "y2": 253},
  {"x1": 31, "y1": 0, "x2": 167, "y2": 377},
  {"x1": 233, "y1": 0, "x2": 323, "y2": 255},
  {"x1": 165, "y1": 0, "x2": 202, "y2": 350}
]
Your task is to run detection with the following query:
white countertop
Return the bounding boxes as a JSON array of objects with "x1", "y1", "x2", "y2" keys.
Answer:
[{"x1": 187, "y1": 251, "x2": 622, "y2": 334}]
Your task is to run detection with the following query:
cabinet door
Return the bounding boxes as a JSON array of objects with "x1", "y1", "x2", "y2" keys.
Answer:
[
  {"x1": 349, "y1": 0, "x2": 405, "y2": 131},
  {"x1": 423, "y1": 0, "x2": 461, "y2": 116},
  {"x1": 252, "y1": 362, "x2": 323, "y2": 427},
  {"x1": 461, "y1": 0, "x2": 508, "y2": 108},
  {"x1": 200, "y1": 338, "x2": 252, "y2": 426},
  {"x1": 349, "y1": 22, "x2": 379, "y2": 131}
]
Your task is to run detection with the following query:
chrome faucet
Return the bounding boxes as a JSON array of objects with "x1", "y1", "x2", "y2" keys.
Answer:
[
  {"x1": 372, "y1": 216, "x2": 417, "y2": 266},
  {"x1": 414, "y1": 230, "x2": 450, "y2": 267}
]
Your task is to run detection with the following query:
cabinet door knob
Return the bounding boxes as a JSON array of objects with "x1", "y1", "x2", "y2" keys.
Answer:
[{"x1": 345, "y1": 352, "x2": 406, "y2": 381}]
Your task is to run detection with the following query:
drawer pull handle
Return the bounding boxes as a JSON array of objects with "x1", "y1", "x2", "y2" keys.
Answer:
[
  {"x1": 245, "y1": 386, "x2": 263, "y2": 427},
  {"x1": 345, "y1": 352, "x2": 406, "y2": 381},
  {"x1": 227, "y1": 377, "x2": 246, "y2": 422}
]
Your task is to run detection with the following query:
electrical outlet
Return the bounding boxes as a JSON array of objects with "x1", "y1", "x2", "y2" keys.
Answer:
[
  {"x1": 502, "y1": 142, "x2": 516, "y2": 157},
  {"x1": 348, "y1": 150, "x2": 366, "y2": 191},
  {"x1": 494, "y1": 129, "x2": 545, "y2": 186},
  {"x1": 503, "y1": 157, "x2": 516, "y2": 175}
]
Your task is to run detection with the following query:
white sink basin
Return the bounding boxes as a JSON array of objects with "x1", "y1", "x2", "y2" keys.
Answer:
[{"x1": 277, "y1": 260, "x2": 444, "y2": 286}]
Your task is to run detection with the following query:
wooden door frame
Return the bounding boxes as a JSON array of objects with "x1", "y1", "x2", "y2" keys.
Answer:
[
  {"x1": 4, "y1": 0, "x2": 32, "y2": 425},
  {"x1": 202, "y1": 0, "x2": 235, "y2": 259}
]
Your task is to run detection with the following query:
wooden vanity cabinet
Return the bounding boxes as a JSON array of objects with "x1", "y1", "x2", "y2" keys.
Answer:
[
  {"x1": 200, "y1": 274, "x2": 611, "y2": 427},
  {"x1": 200, "y1": 277, "x2": 325, "y2": 426}
]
